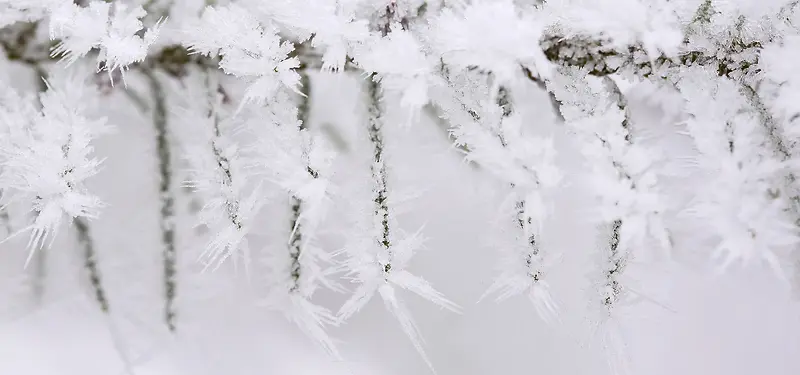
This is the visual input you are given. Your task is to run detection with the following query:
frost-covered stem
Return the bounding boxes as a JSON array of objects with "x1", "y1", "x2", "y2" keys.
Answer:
[
  {"x1": 75, "y1": 217, "x2": 109, "y2": 312},
  {"x1": 14, "y1": 27, "x2": 112, "y2": 313},
  {"x1": 548, "y1": 73, "x2": 636, "y2": 313},
  {"x1": 739, "y1": 84, "x2": 800, "y2": 217},
  {"x1": 604, "y1": 220, "x2": 625, "y2": 308},
  {"x1": 288, "y1": 70, "x2": 313, "y2": 292},
  {"x1": 516, "y1": 200, "x2": 541, "y2": 277},
  {"x1": 143, "y1": 67, "x2": 177, "y2": 332},
  {"x1": 741, "y1": 85, "x2": 791, "y2": 159},
  {"x1": 541, "y1": 34, "x2": 760, "y2": 80},
  {"x1": 497, "y1": 85, "x2": 542, "y2": 276},
  {"x1": 288, "y1": 196, "x2": 303, "y2": 291},
  {"x1": 367, "y1": 2, "x2": 394, "y2": 252},
  {"x1": 3, "y1": 21, "x2": 109, "y2": 312},
  {"x1": 599, "y1": 79, "x2": 634, "y2": 312},
  {"x1": 46, "y1": 66, "x2": 109, "y2": 314},
  {"x1": 741, "y1": 83, "x2": 800, "y2": 288},
  {"x1": 205, "y1": 72, "x2": 243, "y2": 240},
  {"x1": 367, "y1": 76, "x2": 393, "y2": 265},
  {"x1": 603, "y1": 77, "x2": 633, "y2": 141}
]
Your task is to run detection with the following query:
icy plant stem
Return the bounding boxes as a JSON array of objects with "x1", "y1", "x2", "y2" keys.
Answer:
[
  {"x1": 604, "y1": 219, "x2": 624, "y2": 308},
  {"x1": 143, "y1": 67, "x2": 177, "y2": 331},
  {"x1": 76, "y1": 217, "x2": 110, "y2": 312},
  {"x1": 57, "y1": 65, "x2": 108, "y2": 313},
  {"x1": 210, "y1": 124, "x2": 240, "y2": 231},
  {"x1": 200, "y1": 70, "x2": 245, "y2": 268},
  {"x1": 371, "y1": 4, "x2": 395, "y2": 258},
  {"x1": 368, "y1": 77, "x2": 392, "y2": 255},
  {"x1": 740, "y1": 84, "x2": 800, "y2": 216},
  {"x1": 288, "y1": 196, "x2": 303, "y2": 291},
  {"x1": 600, "y1": 79, "x2": 633, "y2": 312},
  {"x1": 288, "y1": 70, "x2": 313, "y2": 292},
  {"x1": 497, "y1": 85, "x2": 543, "y2": 278}
]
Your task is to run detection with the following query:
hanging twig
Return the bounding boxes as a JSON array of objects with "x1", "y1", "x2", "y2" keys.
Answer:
[
  {"x1": 75, "y1": 217, "x2": 109, "y2": 312},
  {"x1": 288, "y1": 69, "x2": 313, "y2": 292},
  {"x1": 367, "y1": 76, "x2": 392, "y2": 257},
  {"x1": 142, "y1": 66, "x2": 177, "y2": 332}
]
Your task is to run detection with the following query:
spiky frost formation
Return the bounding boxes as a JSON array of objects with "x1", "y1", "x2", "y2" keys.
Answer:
[
  {"x1": 337, "y1": 76, "x2": 459, "y2": 373},
  {"x1": 0, "y1": 70, "x2": 108, "y2": 260},
  {"x1": 677, "y1": 67, "x2": 798, "y2": 273},
  {"x1": 180, "y1": 71, "x2": 261, "y2": 270},
  {"x1": 49, "y1": 2, "x2": 162, "y2": 75}
]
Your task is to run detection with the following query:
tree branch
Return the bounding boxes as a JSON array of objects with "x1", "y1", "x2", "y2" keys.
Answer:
[{"x1": 540, "y1": 33, "x2": 761, "y2": 80}]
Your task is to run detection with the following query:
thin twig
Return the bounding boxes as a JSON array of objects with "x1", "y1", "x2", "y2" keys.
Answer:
[
  {"x1": 288, "y1": 68, "x2": 313, "y2": 292},
  {"x1": 141, "y1": 67, "x2": 177, "y2": 332},
  {"x1": 367, "y1": 77, "x2": 392, "y2": 258},
  {"x1": 75, "y1": 217, "x2": 109, "y2": 312}
]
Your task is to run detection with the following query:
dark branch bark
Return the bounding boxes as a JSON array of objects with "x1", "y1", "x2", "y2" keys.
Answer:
[{"x1": 540, "y1": 34, "x2": 761, "y2": 80}]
